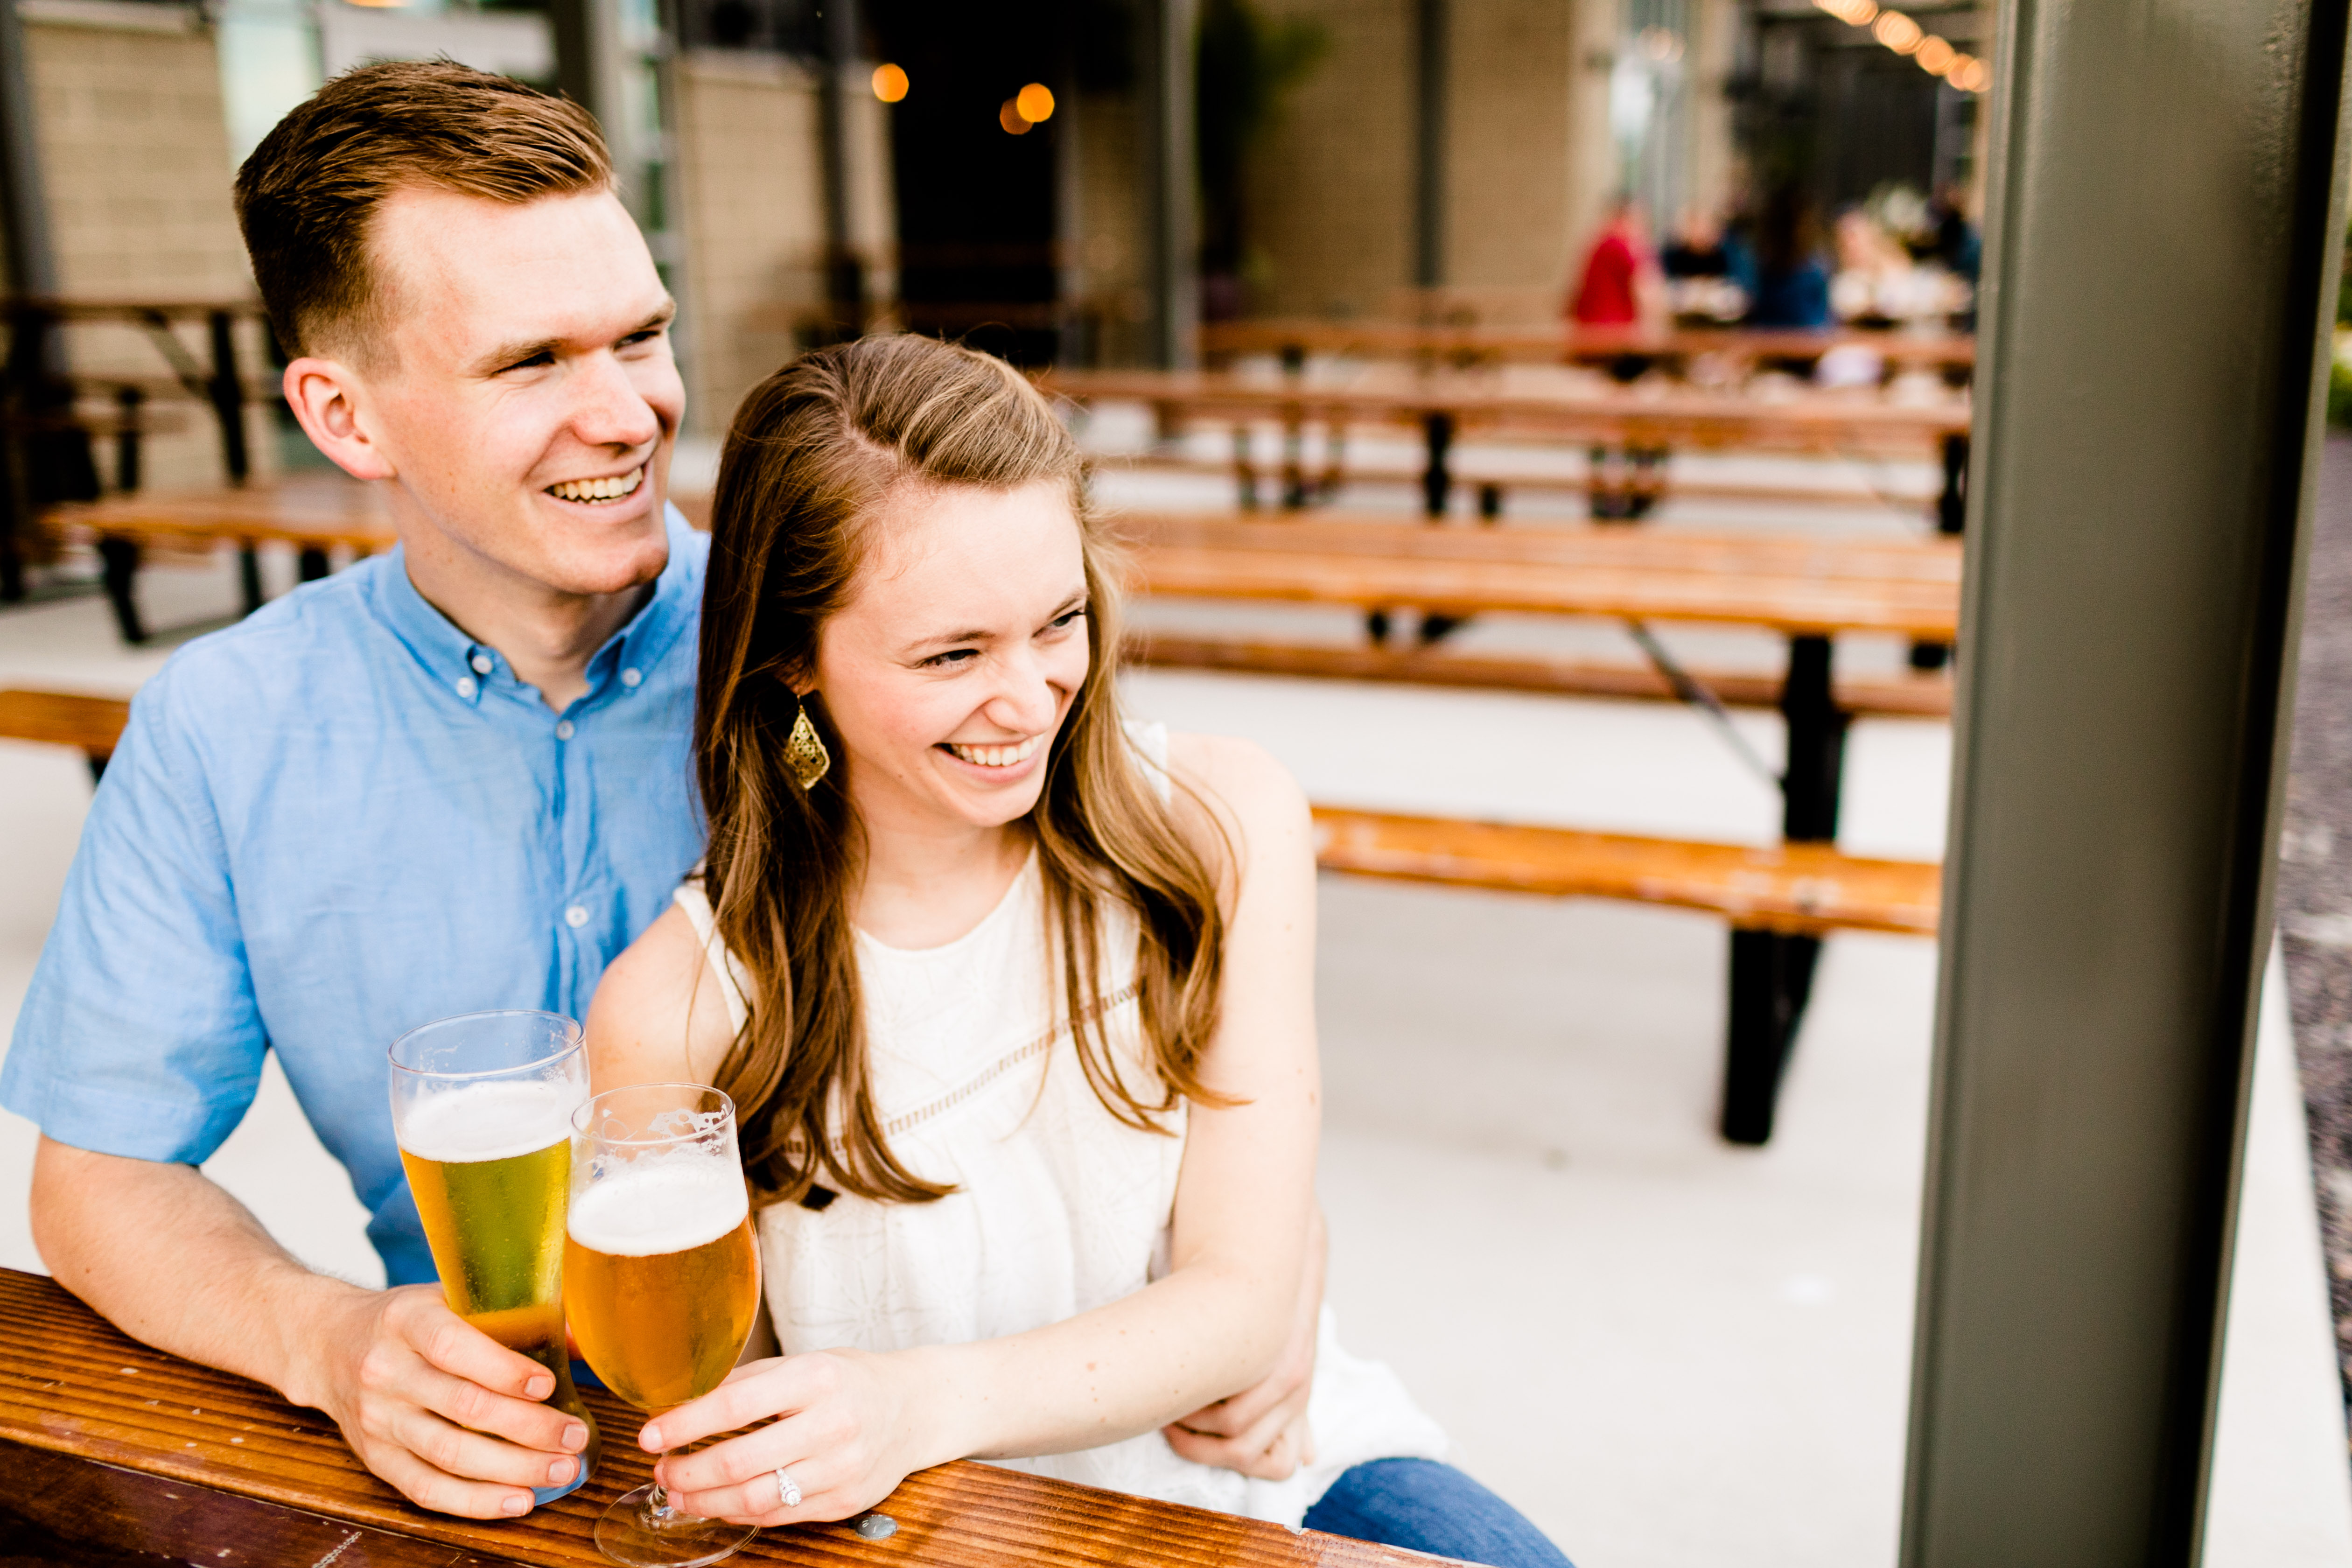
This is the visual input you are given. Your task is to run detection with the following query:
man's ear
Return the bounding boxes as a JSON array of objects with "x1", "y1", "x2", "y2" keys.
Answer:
[{"x1": 281, "y1": 355, "x2": 395, "y2": 482}]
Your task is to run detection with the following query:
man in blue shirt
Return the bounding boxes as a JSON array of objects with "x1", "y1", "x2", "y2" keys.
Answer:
[{"x1": 1, "y1": 63, "x2": 701, "y2": 1519}]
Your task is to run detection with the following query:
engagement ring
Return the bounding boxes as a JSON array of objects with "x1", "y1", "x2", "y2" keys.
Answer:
[{"x1": 774, "y1": 1466, "x2": 802, "y2": 1509}]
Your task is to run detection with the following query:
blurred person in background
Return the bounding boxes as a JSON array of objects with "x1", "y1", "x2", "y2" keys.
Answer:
[
  {"x1": 1566, "y1": 196, "x2": 1666, "y2": 335},
  {"x1": 1748, "y1": 184, "x2": 1834, "y2": 330}
]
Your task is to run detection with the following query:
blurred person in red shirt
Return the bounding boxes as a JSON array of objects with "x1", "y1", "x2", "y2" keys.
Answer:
[{"x1": 1567, "y1": 196, "x2": 1665, "y2": 329}]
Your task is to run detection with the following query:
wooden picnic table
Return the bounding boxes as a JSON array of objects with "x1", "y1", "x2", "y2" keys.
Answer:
[
  {"x1": 1043, "y1": 367, "x2": 1974, "y2": 532},
  {"x1": 45, "y1": 470, "x2": 395, "y2": 643},
  {"x1": 0, "y1": 1266, "x2": 1417, "y2": 1567},
  {"x1": 1121, "y1": 512, "x2": 1962, "y2": 640},
  {"x1": 1199, "y1": 318, "x2": 1977, "y2": 373},
  {"x1": 1121, "y1": 509, "x2": 1960, "y2": 1133}
]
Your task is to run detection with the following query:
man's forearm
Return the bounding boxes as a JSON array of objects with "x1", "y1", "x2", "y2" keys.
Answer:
[{"x1": 31, "y1": 1136, "x2": 367, "y2": 1407}]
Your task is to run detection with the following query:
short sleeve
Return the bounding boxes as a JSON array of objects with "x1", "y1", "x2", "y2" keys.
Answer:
[{"x1": 0, "y1": 665, "x2": 267, "y2": 1165}]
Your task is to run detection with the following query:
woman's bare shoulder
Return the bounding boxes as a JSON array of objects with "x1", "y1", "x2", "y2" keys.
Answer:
[
  {"x1": 587, "y1": 898, "x2": 740, "y2": 1087},
  {"x1": 1160, "y1": 730, "x2": 1312, "y2": 878}
]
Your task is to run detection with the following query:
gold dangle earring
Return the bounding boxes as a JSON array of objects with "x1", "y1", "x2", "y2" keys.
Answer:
[{"x1": 785, "y1": 696, "x2": 832, "y2": 791}]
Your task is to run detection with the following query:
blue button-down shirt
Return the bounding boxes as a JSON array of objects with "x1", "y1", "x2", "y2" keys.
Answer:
[{"x1": 2, "y1": 508, "x2": 707, "y2": 1285}]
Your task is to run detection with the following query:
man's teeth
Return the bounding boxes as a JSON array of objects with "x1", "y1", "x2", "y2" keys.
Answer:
[
  {"x1": 546, "y1": 468, "x2": 644, "y2": 504},
  {"x1": 946, "y1": 735, "x2": 1043, "y2": 768}
]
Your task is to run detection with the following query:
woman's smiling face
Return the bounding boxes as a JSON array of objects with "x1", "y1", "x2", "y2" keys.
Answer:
[{"x1": 807, "y1": 477, "x2": 1092, "y2": 833}]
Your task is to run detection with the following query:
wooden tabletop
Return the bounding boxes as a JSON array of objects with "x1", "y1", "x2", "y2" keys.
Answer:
[
  {"x1": 1119, "y1": 513, "x2": 1964, "y2": 638},
  {"x1": 0, "y1": 1267, "x2": 1419, "y2": 1567},
  {"x1": 1043, "y1": 369, "x2": 1973, "y2": 455},
  {"x1": 1199, "y1": 319, "x2": 1977, "y2": 370},
  {"x1": 44, "y1": 471, "x2": 398, "y2": 552}
]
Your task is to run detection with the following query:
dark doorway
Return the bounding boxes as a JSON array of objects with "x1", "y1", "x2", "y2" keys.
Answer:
[{"x1": 868, "y1": 1, "x2": 1065, "y2": 364}]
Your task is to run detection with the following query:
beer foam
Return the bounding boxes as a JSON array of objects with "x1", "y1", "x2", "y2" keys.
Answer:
[
  {"x1": 398, "y1": 1080, "x2": 579, "y2": 1165},
  {"x1": 567, "y1": 1160, "x2": 750, "y2": 1257}
]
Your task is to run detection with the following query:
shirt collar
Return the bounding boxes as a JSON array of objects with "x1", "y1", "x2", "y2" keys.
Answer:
[{"x1": 366, "y1": 502, "x2": 703, "y2": 709}]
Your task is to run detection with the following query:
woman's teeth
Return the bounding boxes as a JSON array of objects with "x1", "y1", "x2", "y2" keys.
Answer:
[
  {"x1": 546, "y1": 467, "x2": 644, "y2": 504},
  {"x1": 945, "y1": 735, "x2": 1043, "y2": 769}
]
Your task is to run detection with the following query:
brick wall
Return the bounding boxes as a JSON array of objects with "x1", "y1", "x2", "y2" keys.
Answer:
[
  {"x1": 21, "y1": 0, "x2": 271, "y2": 489},
  {"x1": 668, "y1": 52, "x2": 893, "y2": 437},
  {"x1": 1444, "y1": 0, "x2": 1575, "y2": 307},
  {"x1": 1240, "y1": 0, "x2": 1416, "y2": 319}
]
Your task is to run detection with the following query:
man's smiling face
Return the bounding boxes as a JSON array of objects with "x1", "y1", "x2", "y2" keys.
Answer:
[{"x1": 353, "y1": 185, "x2": 684, "y2": 598}]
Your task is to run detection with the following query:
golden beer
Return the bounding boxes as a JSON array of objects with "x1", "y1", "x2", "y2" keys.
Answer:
[
  {"x1": 564, "y1": 1161, "x2": 762, "y2": 1411},
  {"x1": 396, "y1": 1078, "x2": 601, "y2": 1486}
]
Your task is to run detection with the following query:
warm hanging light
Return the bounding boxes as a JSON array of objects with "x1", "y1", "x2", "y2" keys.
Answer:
[
  {"x1": 1950, "y1": 55, "x2": 1989, "y2": 92},
  {"x1": 1015, "y1": 82, "x2": 1055, "y2": 123},
  {"x1": 999, "y1": 98, "x2": 1032, "y2": 135},
  {"x1": 1914, "y1": 35, "x2": 1956, "y2": 75},
  {"x1": 1872, "y1": 9, "x2": 1924, "y2": 54},
  {"x1": 1811, "y1": 0, "x2": 1876, "y2": 23},
  {"x1": 871, "y1": 63, "x2": 909, "y2": 103}
]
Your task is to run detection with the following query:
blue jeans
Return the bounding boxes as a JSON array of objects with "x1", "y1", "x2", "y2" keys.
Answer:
[{"x1": 1303, "y1": 1458, "x2": 1573, "y2": 1568}]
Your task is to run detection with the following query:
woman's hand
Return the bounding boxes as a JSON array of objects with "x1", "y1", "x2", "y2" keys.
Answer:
[{"x1": 639, "y1": 1350, "x2": 925, "y2": 1525}]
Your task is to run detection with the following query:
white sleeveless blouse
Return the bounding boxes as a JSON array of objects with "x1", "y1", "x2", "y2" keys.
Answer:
[{"x1": 671, "y1": 723, "x2": 1449, "y2": 1524}]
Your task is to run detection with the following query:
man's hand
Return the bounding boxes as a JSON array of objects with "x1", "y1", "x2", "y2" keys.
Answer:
[
  {"x1": 1162, "y1": 1205, "x2": 1325, "y2": 1481},
  {"x1": 294, "y1": 1285, "x2": 591, "y2": 1519}
]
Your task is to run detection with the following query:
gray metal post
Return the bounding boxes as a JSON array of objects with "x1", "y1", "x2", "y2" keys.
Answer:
[
  {"x1": 1901, "y1": 1, "x2": 2352, "y2": 1564},
  {"x1": 1412, "y1": 0, "x2": 1447, "y2": 290},
  {"x1": 1141, "y1": 0, "x2": 1197, "y2": 370}
]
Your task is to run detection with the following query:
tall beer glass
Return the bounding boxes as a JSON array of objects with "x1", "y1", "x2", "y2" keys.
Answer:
[
  {"x1": 567, "y1": 1084, "x2": 763, "y2": 1567},
  {"x1": 388, "y1": 1010, "x2": 600, "y2": 1505}
]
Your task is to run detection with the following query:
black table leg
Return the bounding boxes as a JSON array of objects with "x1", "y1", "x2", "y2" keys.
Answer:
[
  {"x1": 238, "y1": 544, "x2": 265, "y2": 616},
  {"x1": 1281, "y1": 414, "x2": 1309, "y2": 510},
  {"x1": 1233, "y1": 427, "x2": 1259, "y2": 511},
  {"x1": 1421, "y1": 412, "x2": 1454, "y2": 518},
  {"x1": 98, "y1": 535, "x2": 146, "y2": 644},
  {"x1": 113, "y1": 386, "x2": 144, "y2": 493},
  {"x1": 1720, "y1": 634, "x2": 1849, "y2": 1145},
  {"x1": 208, "y1": 310, "x2": 249, "y2": 486},
  {"x1": 297, "y1": 546, "x2": 330, "y2": 582},
  {"x1": 1909, "y1": 432, "x2": 1971, "y2": 669}
]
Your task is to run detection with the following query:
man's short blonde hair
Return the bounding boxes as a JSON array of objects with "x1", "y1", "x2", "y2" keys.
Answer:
[{"x1": 234, "y1": 60, "x2": 613, "y2": 358}]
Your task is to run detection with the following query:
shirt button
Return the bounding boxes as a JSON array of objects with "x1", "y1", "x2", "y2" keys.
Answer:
[
  {"x1": 620, "y1": 668, "x2": 643, "y2": 688},
  {"x1": 455, "y1": 676, "x2": 477, "y2": 699},
  {"x1": 555, "y1": 720, "x2": 575, "y2": 740},
  {"x1": 470, "y1": 654, "x2": 494, "y2": 675},
  {"x1": 563, "y1": 905, "x2": 589, "y2": 929}
]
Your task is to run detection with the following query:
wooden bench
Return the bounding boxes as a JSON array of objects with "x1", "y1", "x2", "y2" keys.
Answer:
[
  {"x1": 1311, "y1": 807, "x2": 1941, "y2": 1143},
  {"x1": 0, "y1": 1267, "x2": 1421, "y2": 1568},
  {"x1": 1126, "y1": 631, "x2": 1954, "y2": 719},
  {"x1": 0, "y1": 687, "x2": 131, "y2": 783}
]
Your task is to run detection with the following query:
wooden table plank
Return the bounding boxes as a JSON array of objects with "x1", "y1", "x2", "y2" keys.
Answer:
[
  {"x1": 1127, "y1": 539, "x2": 1961, "y2": 637},
  {"x1": 44, "y1": 472, "x2": 398, "y2": 553},
  {"x1": 0, "y1": 1269, "x2": 1411, "y2": 1567},
  {"x1": 1044, "y1": 369, "x2": 1971, "y2": 455},
  {"x1": 1118, "y1": 512, "x2": 1964, "y2": 584},
  {"x1": 1198, "y1": 319, "x2": 1977, "y2": 371}
]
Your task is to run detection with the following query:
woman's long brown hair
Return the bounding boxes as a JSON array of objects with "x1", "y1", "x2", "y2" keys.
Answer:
[{"x1": 695, "y1": 335, "x2": 1228, "y2": 1206}]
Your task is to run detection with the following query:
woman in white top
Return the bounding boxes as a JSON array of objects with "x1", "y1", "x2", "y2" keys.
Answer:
[{"x1": 586, "y1": 335, "x2": 1569, "y2": 1566}]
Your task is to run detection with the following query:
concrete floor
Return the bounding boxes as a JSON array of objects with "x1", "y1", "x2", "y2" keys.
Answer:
[{"x1": 1, "y1": 449, "x2": 2347, "y2": 1564}]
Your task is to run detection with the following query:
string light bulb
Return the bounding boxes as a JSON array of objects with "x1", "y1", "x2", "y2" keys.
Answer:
[
  {"x1": 1914, "y1": 35, "x2": 1956, "y2": 74},
  {"x1": 1015, "y1": 82, "x2": 1055, "y2": 123},
  {"x1": 871, "y1": 63, "x2": 908, "y2": 103},
  {"x1": 1872, "y1": 9, "x2": 1924, "y2": 54}
]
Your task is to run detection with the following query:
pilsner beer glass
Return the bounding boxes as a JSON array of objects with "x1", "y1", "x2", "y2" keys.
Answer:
[
  {"x1": 567, "y1": 1083, "x2": 763, "y2": 1568},
  {"x1": 387, "y1": 1010, "x2": 600, "y2": 1506}
]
